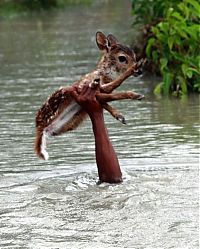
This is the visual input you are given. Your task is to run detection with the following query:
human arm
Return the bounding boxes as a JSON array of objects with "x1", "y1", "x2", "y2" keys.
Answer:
[{"x1": 71, "y1": 85, "x2": 122, "y2": 183}]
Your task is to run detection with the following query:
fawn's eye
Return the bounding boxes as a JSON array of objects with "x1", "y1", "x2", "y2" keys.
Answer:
[{"x1": 118, "y1": 55, "x2": 127, "y2": 63}]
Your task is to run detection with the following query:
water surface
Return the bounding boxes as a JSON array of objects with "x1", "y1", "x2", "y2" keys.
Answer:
[{"x1": 0, "y1": 1, "x2": 199, "y2": 248}]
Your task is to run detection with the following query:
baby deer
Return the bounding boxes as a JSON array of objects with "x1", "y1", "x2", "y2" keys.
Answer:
[{"x1": 35, "y1": 31, "x2": 145, "y2": 160}]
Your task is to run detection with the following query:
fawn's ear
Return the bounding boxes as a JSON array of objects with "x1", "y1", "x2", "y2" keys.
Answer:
[
  {"x1": 96, "y1": 31, "x2": 109, "y2": 51},
  {"x1": 107, "y1": 34, "x2": 118, "y2": 47}
]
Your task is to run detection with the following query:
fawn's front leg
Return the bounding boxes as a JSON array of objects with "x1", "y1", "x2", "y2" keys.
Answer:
[
  {"x1": 96, "y1": 91, "x2": 144, "y2": 102},
  {"x1": 100, "y1": 68, "x2": 133, "y2": 93},
  {"x1": 100, "y1": 61, "x2": 142, "y2": 93},
  {"x1": 100, "y1": 59, "x2": 146, "y2": 93}
]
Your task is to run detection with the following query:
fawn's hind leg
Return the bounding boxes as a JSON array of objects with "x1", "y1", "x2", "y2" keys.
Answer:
[
  {"x1": 98, "y1": 91, "x2": 145, "y2": 124},
  {"x1": 102, "y1": 103, "x2": 126, "y2": 124}
]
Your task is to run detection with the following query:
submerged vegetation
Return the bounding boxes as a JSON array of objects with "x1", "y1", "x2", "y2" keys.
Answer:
[{"x1": 132, "y1": 0, "x2": 200, "y2": 96}]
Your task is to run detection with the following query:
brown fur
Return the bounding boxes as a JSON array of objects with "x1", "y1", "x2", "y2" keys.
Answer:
[{"x1": 34, "y1": 32, "x2": 145, "y2": 159}]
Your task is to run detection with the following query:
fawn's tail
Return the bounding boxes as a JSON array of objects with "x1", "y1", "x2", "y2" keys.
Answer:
[{"x1": 34, "y1": 128, "x2": 49, "y2": 160}]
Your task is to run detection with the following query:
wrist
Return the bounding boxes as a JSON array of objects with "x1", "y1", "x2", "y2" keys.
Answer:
[
  {"x1": 89, "y1": 111, "x2": 106, "y2": 133},
  {"x1": 88, "y1": 109, "x2": 104, "y2": 122}
]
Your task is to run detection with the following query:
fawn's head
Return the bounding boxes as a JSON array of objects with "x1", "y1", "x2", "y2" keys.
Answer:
[{"x1": 96, "y1": 31, "x2": 139, "y2": 77}]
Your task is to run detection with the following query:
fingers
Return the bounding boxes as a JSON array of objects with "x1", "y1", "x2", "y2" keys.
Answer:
[
  {"x1": 69, "y1": 83, "x2": 98, "y2": 105},
  {"x1": 80, "y1": 84, "x2": 97, "y2": 100},
  {"x1": 80, "y1": 84, "x2": 89, "y2": 95}
]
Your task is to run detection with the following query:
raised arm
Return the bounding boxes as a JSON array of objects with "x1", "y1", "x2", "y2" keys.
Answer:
[{"x1": 71, "y1": 85, "x2": 122, "y2": 183}]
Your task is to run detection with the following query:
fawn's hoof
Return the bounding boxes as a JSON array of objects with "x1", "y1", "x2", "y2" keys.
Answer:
[
  {"x1": 116, "y1": 114, "x2": 126, "y2": 125},
  {"x1": 136, "y1": 94, "x2": 145, "y2": 100}
]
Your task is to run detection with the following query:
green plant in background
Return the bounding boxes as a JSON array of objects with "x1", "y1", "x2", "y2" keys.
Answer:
[
  {"x1": 132, "y1": 0, "x2": 179, "y2": 25},
  {"x1": 132, "y1": 0, "x2": 200, "y2": 96}
]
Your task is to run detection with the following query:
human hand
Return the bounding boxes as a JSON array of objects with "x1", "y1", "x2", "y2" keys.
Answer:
[{"x1": 70, "y1": 84, "x2": 103, "y2": 116}]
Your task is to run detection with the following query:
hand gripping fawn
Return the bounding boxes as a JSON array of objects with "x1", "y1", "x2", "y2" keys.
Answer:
[{"x1": 35, "y1": 31, "x2": 146, "y2": 160}]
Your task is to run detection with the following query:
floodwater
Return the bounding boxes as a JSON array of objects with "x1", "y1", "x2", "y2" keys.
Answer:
[{"x1": 0, "y1": 1, "x2": 199, "y2": 249}]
